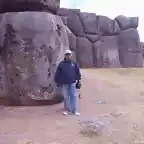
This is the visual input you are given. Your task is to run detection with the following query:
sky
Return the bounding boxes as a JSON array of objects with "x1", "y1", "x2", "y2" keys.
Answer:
[{"x1": 60, "y1": 0, "x2": 144, "y2": 41}]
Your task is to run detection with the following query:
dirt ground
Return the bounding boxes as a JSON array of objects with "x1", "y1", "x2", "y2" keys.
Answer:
[{"x1": 1, "y1": 68, "x2": 144, "y2": 144}]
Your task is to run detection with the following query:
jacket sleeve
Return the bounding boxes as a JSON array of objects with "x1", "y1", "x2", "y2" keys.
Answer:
[
  {"x1": 54, "y1": 63, "x2": 61, "y2": 84},
  {"x1": 75, "y1": 62, "x2": 81, "y2": 80}
]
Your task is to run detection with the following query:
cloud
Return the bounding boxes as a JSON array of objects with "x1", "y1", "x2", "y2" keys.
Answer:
[{"x1": 60, "y1": 0, "x2": 83, "y2": 8}]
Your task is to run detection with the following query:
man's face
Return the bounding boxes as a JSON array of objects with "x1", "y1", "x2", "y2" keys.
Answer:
[{"x1": 65, "y1": 53, "x2": 71, "y2": 60}]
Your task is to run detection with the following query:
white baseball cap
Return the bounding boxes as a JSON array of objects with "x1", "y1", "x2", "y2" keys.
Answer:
[{"x1": 64, "y1": 49, "x2": 72, "y2": 55}]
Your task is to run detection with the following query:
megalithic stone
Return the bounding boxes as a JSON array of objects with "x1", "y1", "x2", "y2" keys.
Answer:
[
  {"x1": 0, "y1": 0, "x2": 60, "y2": 14},
  {"x1": 0, "y1": 12, "x2": 69, "y2": 106}
]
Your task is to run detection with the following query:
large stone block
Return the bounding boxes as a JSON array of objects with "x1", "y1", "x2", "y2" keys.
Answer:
[
  {"x1": 71, "y1": 50, "x2": 76, "y2": 61},
  {"x1": 115, "y1": 15, "x2": 139, "y2": 30},
  {"x1": 86, "y1": 34, "x2": 99, "y2": 43},
  {"x1": 0, "y1": 12, "x2": 69, "y2": 106},
  {"x1": 79, "y1": 12, "x2": 98, "y2": 34},
  {"x1": 0, "y1": 57, "x2": 6, "y2": 98},
  {"x1": 57, "y1": 8, "x2": 80, "y2": 17},
  {"x1": 60, "y1": 16, "x2": 67, "y2": 25},
  {"x1": 57, "y1": 8, "x2": 83, "y2": 36},
  {"x1": 69, "y1": 9, "x2": 80, "y2": 15},
  {"x1": 118, "y1": 28, "x2": 143, "y2": 67},
  {"x1": 118, "y1": 28, "x2": 141, "y2": 51},
  {"x1": 57, "y1": 8, "x2": 69, "y2": 16},
  {"x1": 118, "y1": 51, "x2": 143, "y2": 67},
  {"x1": 67, "y1": 14, "x2": 84, "y2": 37},
  {"x1": 76, "y1": 37, "x2": 93, "y2": 68},
  {"x1": 141, "y1": 42, "x2": 144, "y2": 57},
  {"x1": 93, "y1": 36, "x2": 121, "y2": 68},
  {"x1": 65, "y1": 26, "x2": 76, "y2": 51},
  {"x1": 0, "y1": 0, "x2": 60, "y2": 13},
  {"x1": 98, "y1": 16, "x2": 120, "y2": 35}
]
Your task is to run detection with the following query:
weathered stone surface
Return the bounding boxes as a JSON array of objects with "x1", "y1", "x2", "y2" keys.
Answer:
[
  {"x1": 118, "y1": 51, "x2": 143, "y2": 67},
  {"x1": 94, "y1": 36, "x2": 121, "y2": 68},
  {"x1": 113, "y1": 20, "x2": 121, "y2": 34},
  {"x1": 69, "y1": 9, "x2": 80, "y2": 15},
  {"x1": 60, "y1": 16, "x2": 67, "y2": 25},
  {"x1": 118, "y1": 28, "x2": 141, "y2": 51},
  {"x1": 115, "y1": 15, "x2": 139, "y2": 30},
  {"x1": 86, "y1": 34, "x2": 99, "y2": 43},
  {"x1": 67, "y1": 14, "x2": 84, "y2": 37},
  {"x1": 76, "y1": 37, "x2": 93, "y2": 68},
  {"x1": 0, "y1": 57, "x2": 6, "y2": 98},
  {"x1": 118, "y1": 28, "x2": 143, "y2": 67},
  {"x1": 57, "y1": 8, "x2": 83, "y2": 36},
  {"x1": 71, "y1": 50, "x2": 76, "y2": 61},
  {"x1": 141, "y1": 42, "x2": 144, "y2": 59},
  {"x1": 79, "y1": 12, "x2": 98, "y2": 34},
  {"x1": 57, "y1": 7, "x2": 69, "y2": 16},
  {"x1": 98, "y1": 16, "x2": 120, "y2": 35},
  {"x1": 0, "y1": 0, "x2": 60, "y2": 14},
  {"x1": 0, "y1": 6, "x2": 142, "y2": 106},
  {"x1": 66, "y1": 26, "x2": 76, "y2": 51},
  {"x1": 57, "y1": 8, "x2": 80, "y2": 17},
  {"x1": 0, "y1": 12, "x2": 69, "y2": 105},
  {"x1": 57, "y1": 8, "x2": 142, "y2": 68},
  {"x1": 141, "y1": 42, "x2": 144, "y2": 48}
]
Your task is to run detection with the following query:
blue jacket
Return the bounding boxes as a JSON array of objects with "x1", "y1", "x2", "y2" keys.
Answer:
[{"x1": 54, "y1": 60, "x2": 81, "y2": 85}]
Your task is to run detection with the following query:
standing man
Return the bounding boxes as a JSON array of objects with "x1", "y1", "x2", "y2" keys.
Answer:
[{"x1": 54, "y1": 50, "x2": 81, "y2": 116}]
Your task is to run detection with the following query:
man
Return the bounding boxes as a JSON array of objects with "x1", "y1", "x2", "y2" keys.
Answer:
[{"x1": 54, "y1": 50, "x2": 81, "y2": 116}]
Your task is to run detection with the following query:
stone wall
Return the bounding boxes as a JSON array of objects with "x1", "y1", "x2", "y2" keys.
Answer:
[
  {"x1": 0, "y1": 1, "x2": 143, "y2": 106},
  {"x1": 57, "y1": 8, "x2": 143, "y2": 68}
]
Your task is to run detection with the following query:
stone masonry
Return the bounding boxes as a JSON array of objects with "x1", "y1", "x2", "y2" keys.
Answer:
[
  {"x1": 57, "y1": 8, "x2": 143, "y2": 68},
  {"x1": 0, "y1": 0, "x2": 143, "y2": 105}
]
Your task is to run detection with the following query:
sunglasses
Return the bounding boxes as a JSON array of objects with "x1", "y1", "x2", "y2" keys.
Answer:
[{"x1": 65, "y1": 53, "x2": 71, "y2": 55}]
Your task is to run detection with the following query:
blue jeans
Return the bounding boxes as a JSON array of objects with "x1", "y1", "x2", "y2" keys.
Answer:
[{"x1": 62, "y1": 83, "x2": 77, "y2": 113}]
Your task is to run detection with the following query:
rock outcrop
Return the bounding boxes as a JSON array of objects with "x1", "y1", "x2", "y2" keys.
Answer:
[
  {"x1": 57, "y1": 8, "x2": 143, "y2": 68},
  {"x1": 0, "y1": 12, "x2": 68, "y2": 105},
  {"x1": 0, "y1": 0, "x2": 60, "y2": 14},
  {"x1": 0, "y1": 1, "x2": 143, "y2": 106}
]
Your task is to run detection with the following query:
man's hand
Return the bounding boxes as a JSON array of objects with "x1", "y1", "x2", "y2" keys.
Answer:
[
  {"x1": 56, "y1": 84, "x2": 61, "y2": 87},
  {"x1": 76, "y1": 80, "x2": 82, "y2": 89},
  {"x1": 78, "y1": 93, "x2": 82, "y2": 99}
]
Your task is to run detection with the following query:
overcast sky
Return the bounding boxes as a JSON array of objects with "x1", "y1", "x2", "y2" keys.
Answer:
[{"x1": 60, "y1": 0, "x2": 144, "y2": 41}]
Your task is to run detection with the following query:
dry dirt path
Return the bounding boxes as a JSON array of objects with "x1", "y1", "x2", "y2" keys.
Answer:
[{"x1": 1, "y1": 69, "x2": 144, "y2": 144}]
